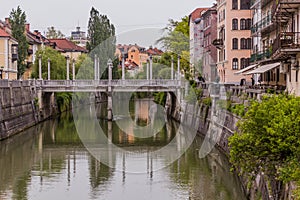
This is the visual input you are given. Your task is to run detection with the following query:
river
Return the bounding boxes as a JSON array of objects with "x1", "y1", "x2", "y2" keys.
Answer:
[{"x1": 0, "y1": 99, "x2": 246, "y2": 200}]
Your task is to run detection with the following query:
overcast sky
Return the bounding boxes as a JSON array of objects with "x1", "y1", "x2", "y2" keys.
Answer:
[{"x1": 0, "y1": 0, "x2": 214, "y2": 47}]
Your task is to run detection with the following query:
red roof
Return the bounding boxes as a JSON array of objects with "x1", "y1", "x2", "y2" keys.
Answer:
[
  {"x1": 146, "y1": 47, "x2": 163, "y2": 56},
  {"x1": 189, "y1": 8, "x2": 209, "y2": 21},
  {"x1": 0, "y1": 28, "x2": 10, "y2": 37},
  {"x1": 49, "y1": 39, "x2": 87, "y2": 53}
]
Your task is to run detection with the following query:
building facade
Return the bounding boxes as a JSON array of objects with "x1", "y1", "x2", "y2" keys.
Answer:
[
  {"x1": 189, "y1": 8, "x2": 208, "y2": 75},
  {"x1": 202, "y1": 5, "x2": 218, "y2": 82},
  {"x1": 214, "y1": 0, "x2": 252, "y2": 84},
  {"x1": 0, "y1": 28, "x2": 18, "y2": 80},
  {"x1": 70, "y1": 26, "x2": 88, "y2": 48}
]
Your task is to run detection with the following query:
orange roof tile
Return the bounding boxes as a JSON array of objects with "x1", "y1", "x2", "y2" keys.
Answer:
[
  {"x1": 190, "y1": 8, "x2": 209, "y2": 21},
  {"x1": 49, "y1": 38, "x2": 87, "y2": 53},
  {"x1": 0, "y1": 28, "x2": 10, "y2": 37}
]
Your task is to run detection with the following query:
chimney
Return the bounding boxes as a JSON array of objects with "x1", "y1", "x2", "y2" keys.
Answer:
[
  {"x1": 25, "y1": 23, "x2": 30, "y2": 31},
  {"x1": 5, "y1": 18, "x2": 10, "y2": 26}
]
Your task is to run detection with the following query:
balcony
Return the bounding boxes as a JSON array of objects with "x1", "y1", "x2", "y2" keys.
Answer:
[
  {"x1": 251, "y1": 15, "x2": 272, "y2": 35},
  {"x1": 272, "y1": 32, "x2": 300, "y2": 58},
  {"x1": 212, "y1": 38, "x2": 224, "y2": 49},
  {"x1": 272, "y1": 0, "x2": 300, "y2": 23},
  {"x1": 250, "y1": 50, "x2": 271, "y2": 63}
]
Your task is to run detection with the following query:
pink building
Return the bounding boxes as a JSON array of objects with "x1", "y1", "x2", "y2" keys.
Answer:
[
  {"x1": 214, "y1": 0, "x2": 252, "y2": 85},
  {"x1": 202, "y1": 4, "x2": 218, "y2": 82}
]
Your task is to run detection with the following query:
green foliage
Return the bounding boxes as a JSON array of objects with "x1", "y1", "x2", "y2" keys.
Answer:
[
  {"x1": 31, "y1": 47, "x2": 67, "y2": 79},
  {"x1": 86, "y1": 7, "x2": 117, "y2": 78},
  {"x1": 202, "y1": 97, "x2": 212, "y2": 106},
  {"x1": 156, "y1": 16, "x2": 190, "y2": 75},
  {"x1": 75, "y1": 54, "x2": 94, "y2": 79},
  {"x1": 153, "y1": 92, "x2": 167, "y2": 106},
  {"x1": 46, "y1": 26, "x2": 65, "y2": 39},
  {"x1": 229, "y1": 94, "x2": 300, "y2": 197},
  {"x1": 230, "y1": 104, "x2": 245, "y2": 117},
  {"x1": 9, "y1": 6, "x2": 28, "y2": 79}
]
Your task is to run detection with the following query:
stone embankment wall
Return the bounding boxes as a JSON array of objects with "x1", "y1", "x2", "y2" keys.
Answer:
[
  {"x1": 0, "y1": 80, "x2": 57, "y2": 140},
  {"x1": 165, "y1": 93, "x2": 270, "y2": 200},
  {"x1": 0, "y1": 80, "x2": 108, "y2": 140}
]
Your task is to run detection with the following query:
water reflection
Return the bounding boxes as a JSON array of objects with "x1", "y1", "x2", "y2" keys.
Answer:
[{"x1": 0, "y1": 100, "x2": 246, "y2": 200}]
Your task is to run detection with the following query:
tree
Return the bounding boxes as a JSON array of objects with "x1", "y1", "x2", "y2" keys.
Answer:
[
  {"x1": 229, "y1": 94, "x2": 300, "y2": 199},
  {"x1": 86, "y1": 7, "x2": 117, "y2": 79},
  {"x1": 156, "y1": 16, "x2": 190, "y2": 77},
  {"x1": 46, "y1": 26, "x2": 65, "y2": 39},
  {"x1": 9, "y1": 6, "x2": 28, "y2": 79},
  {"x1": 31, "y1": 46, "x2": 67, "y2": 79}
]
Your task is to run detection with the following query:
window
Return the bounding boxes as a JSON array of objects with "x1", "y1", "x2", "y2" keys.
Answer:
[
  {"x1": 241, "y1": 38, "x2": 246, "y2": 49},
  {"x1": 240, "y1": 0, "x2": 250, "y2": 9},
  {"x1": 240, "y1": 19, "x2": 246, "y2": 30},
  {"x1": 296, "y1": 70, "x2": 299, "y2": 82},
  {"x1": 232, "y1": 0, "x2": 238, "y2": 9},
  {"x1": 247, "y1": 38, "x2": 252, "y2": 49},
  {"x1": 232, "y1": 38, "x2": 238, "y2": 49},
  {"x1": 240, "y1": 58, "x2": 250, "y2": 69},
  {"x1": 232, "y1": 58, "x2": 239, "y2": 70},
  {"x1": 241, "y1": 38, "x2": 251, "y2": 49},
  {"x1": 232, "y1": 19, "x2": 238, "y2": 30},
  {"x1": 246, "y1": 18, "x2": 252, "y2": 30}
]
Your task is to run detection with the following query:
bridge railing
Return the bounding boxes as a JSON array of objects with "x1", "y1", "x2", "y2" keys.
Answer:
[{"x1": 36, "y1": 79, "x2": 181, "y2": 87}]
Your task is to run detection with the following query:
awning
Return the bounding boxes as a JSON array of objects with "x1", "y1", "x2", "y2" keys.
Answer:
[
  {"x1": 234, "y1": 64, "x2": 258, "y2": 75},
  {"x1": 245, "y1": 62, "x2": 280, "y2": 75}
]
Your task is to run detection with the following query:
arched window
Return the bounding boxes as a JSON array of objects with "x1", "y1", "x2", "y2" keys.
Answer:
[
  {"x1": 246, "y1": 18, "x2": 252, "y2": 30},
  {"x1": 240, "y1": 38, "x2": 246, "y2": 49},
  {"x1": 232, "y1": 58, "x2": 239, "y2": 70},
  {"x1": 232, "y1": 19, "x2": 238, "y2": 30},
  {"x1": 240, "y1": 19, "x2": 246, "y2": 30},
  {"x1": 232, "y1": 0, "x2": 238, "y2": 9},
  {"x1": 232, "y1": 38, "x2": 238, "y2": 49},
  {"x1": 240, "y1": 58, "x2": 247, "y2": 69},
  {"x1": 246, "y1": 38, "x2": 252, "y2": 49}
]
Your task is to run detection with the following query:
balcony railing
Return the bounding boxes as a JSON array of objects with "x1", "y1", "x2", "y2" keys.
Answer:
[
  {"x1": 272, "y1": 0, "x2": 300, "y2": 22},
  {"x1": 251, "y1": 15, "x2": 272, "y2": 34},
  {"x1": 212, "y1": 38, "x2": 224, "y2": 49},
  {"x1": 272, "y1": 32, "x2": 300, "y2": 54},
  {"x1": 250, "y1": 50, "x2": 271, "y2": 63}
]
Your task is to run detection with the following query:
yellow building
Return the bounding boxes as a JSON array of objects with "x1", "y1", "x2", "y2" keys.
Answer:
[{"x1": 0, "y1": 28, "x2": 18, "y2": 80}]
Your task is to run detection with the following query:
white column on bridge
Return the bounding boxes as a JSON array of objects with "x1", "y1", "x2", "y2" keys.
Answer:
[
  {"x1": 108, "y1": 59, "x2": 113, "y2": 85},
  {"x1": 107, "y1": 59, "x2": 113, "y2": 121},
  {"x1": 122, "y1": 54, "x2": 125, "y2": 80},
  {"x1": 66, "y1": 56, "x2": 70, "y2": 80},
  {"x1": 72, "y1": 59, "x2": 76, "y2": 80},
  {"x1": 47, "y1": 58, "x2": 51, "y2": 80},
  {"x1": 97, "y1": 57, "x2": 100, "y2": 80},
  {"x1": 177, "y1": 55, "x2": 181, "y2": 81},
  {"x1": 146, "y1": 59, "x2": 149, "y2": 80},
  {"x1": 38, "y1": 55, "x2": 42, "y2": 80},
  {"x1": 171, "y1": 56, "x2": 174, "y2": 80},
  {"x1": 94, "y1": 55, "x2": 97, "y2": 80},
  {"x1": 149, "y1": 55, "x2": 153, "y2": 80}
]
